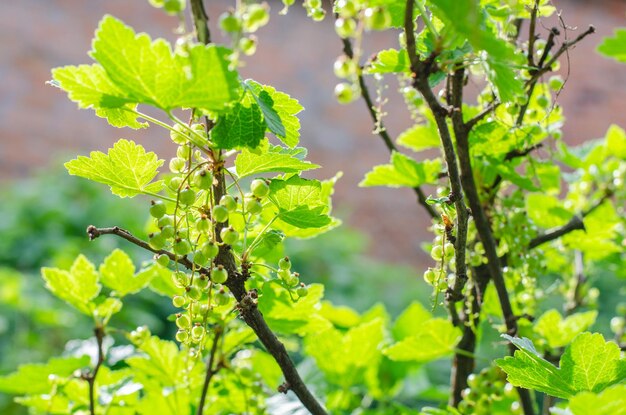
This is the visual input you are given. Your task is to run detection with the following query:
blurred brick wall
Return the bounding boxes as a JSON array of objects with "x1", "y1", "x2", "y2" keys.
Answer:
[{"x1": 1, "y1": 0, "x2": 624, "y2": 268}]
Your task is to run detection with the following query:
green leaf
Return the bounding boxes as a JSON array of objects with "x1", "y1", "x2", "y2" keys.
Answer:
[
  {"x1": 605, "y1": 124, "x2": 626, "y2": 159},
  {"x1": 426, "y1": 0, "x2": 525, "y2": 103},
  {"x1": 42, "y1": 255, "x2": 101, "y2": 315},
  {"x1": 269, "y1": 176, "x2": 332, "y2": 229},
  {"x1": 95, "y1": 106, "x2": 148, "y2": 129},
  {"x1": 99, "y1": 249, "x2": 155, "y2": 296},
  {"x1": 397, "y1": 124, "x2": 441, "y2": 153},
  {"x1": 258, "y1": 282, "x2": 331, "y2": 335},
  {"x1": 497, "y1": 333, "x2": 626, "y2": 399},
  {"x1": 525, "y1": 193, "x2": 572, "y2": 228},
  {"x1": 126, "y1": 336, "x2": 195, "y2": 387},
  {"x1": 534, "y1": 309, "x2": 597, "y2": 349},
  {"x1": 597, "y1": 29, "x2": 626, "y2": 63},
  {"x1": 234, "y1": 144, "x2": 319, "y2": 179},
  {"x1": 245, "y1": 80, "x2": 303, "y2": 147},
  {"x1": 0, "y1": 356, "x2": 90, "y2": 394},
  {"x1": 365, "y1": 49, "x2": 410, "y2": 74},
  {"x1": 65, "y1": 139, "x2": 164, "y2": 198},
  {"x1": 360, "y1": 152, "x2": 442, "y2": 188},
  {"x1": 90, "y1": 15, "x2": 239, "y2": 110},
  {"x1": 567, "y1": 384, "x2": 626, "y2": 415},
  {"x1": 384, "y1": 318, "x2": 461, "y2": 362},
  {"x1": 391, "y1": 301, "x2": 433, "y2": 341},
  {"x1": 211, "y1": 94, "x2": 265, "y2": 150},
  {"x1": 304, "y1": 319, "x2": 385, "y2": 386},
  {"x1": 93, "y1": 297, "x2": 123, "y2": 322}
]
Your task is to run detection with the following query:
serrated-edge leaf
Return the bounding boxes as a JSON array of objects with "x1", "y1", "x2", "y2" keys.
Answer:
[
  {"x1": 234, "y1": 146, "x2": 319, "y2": 179},
  {"x1": 64, "y1": 139, "x2": 164, "y2": 198}
]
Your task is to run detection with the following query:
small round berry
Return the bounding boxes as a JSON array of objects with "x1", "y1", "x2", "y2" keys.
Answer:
[
  {"x1": 212, "y1": 205, "x2": 230, "y2": 223},
  {"x1": 168, "y1": 176, "x2": 183, "y2": 191},
  {"x1": 178, "y1": 187, "x2": 196, "y2": 206},
  {"x1": 211, "y1": 265, "x2": 229, "y2": 284},
  {"x1": 278, "y1": 256, "x2": 291, "y2": 271},
  {"x1": 363, "y1": 7, "x2": 391, "y2": 31},
  {"x1": 192, "y1": 169, "x2": 213, "y2": 190},
  {"x1": 169, "y1": 157, "x2": 186, "y2": 174},
  {"x1": 220, "y1": 226, "x2": 239, "y2": 245},
  {"x1": 172, "y1": 295, "x2": 187, "y2": 308},
  {"x1": 160, "y1": 225, "x2": 175, "y2": 239},
  {"x1": 176, "y1": 314, "x2": 191, "y2": 329},
  {"x1": 250, "y1": 179, "x2": 270, "y2": 198},
  {"x1": 170, "y1": 124, "x2": 188, "y2": 144},
  {"x1": 195, "y1": 275, "x2": 210, "y2": 290},
  {"x1": 243, "y1": 3, "x2": 270, "y2": 32},
  {"x1": 156, "y1": 254, "x2": 170, "y2": 267},
  {"x1": 202, "y1": 241, "x2": 219, "y2": 259},
  {"x1": 175, "y1": 329, "x2": 189, "y2": 342},
  {"x1": 245, "y1": 197, "x2": 263, "y2": 215},
  {"x1": 196, "y1": 216, "x2": 210, "y2": 233},
  {"x1": 191, "y1": 324, "x2": 205, "y2": 341},
  {"x1": 430, "y1": 245, "x2": 444, "y2": 261},
  {"x1": 334, "y1": 82, "x2": 356, "y2": 104},
  {"x1": 149, "y1": 233, "x2": 166, "y2": 250},
  {"x1": 150, "y1": 200, "x2": 167, "y2": 219},
  {"x1": 296, "y1": 283, "x2": 309, "y2": 297},
  {"x1": 193, "y1": 250, "x2": 209, "y2": 266},
  {"x1": 423, "y1": 268, "x2": 436, "y2": 285},
  {"x1": 239, "y1": 36, "x2": 258, "y2": 56},
  {"x1": 172, "y1": 271, "x2": 189, "y2": 288},
  {"x1": 285, "y1": 272, "x2": 299, "y2": 287},
  {"x1": 158, "y1": 214, "x2": 174, "y2": 228},
  {"x1": 335, "y1": 17, "x2": 357, "y2": 38},
  {"x1": 186, "y1": 285, "x2": 202, "y2": 301},
  {"x1": 173, "y1": 239, "x2": 192, "y2": 256},
  {"x1": 214, "y1": 289, "x2": 230, "y2": 306},
  {"x1": 444, "y1": 242, "x2": 455, "y2": 259},
  {"x1": 219, "y1": 11, "x2": 242, "y2": 33},
  {"x1": 220, "y1": 195, "x2": 237, "y2": 211}
]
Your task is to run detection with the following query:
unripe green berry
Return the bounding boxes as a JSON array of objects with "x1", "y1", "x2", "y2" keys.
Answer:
[
  {"x1": 243, "y1": 3, "x2": 270, "y2": 32},
  {"x1": 173, "y1": 239, "x2": 192, "y2": 256},
  {"x1": 192, "y1": 169, "x2": 213, "y2": 190},
  {"x1": 196, "y1": 216, "x2": 210, "y2": 233},
  {"x1": 335, "y1": 0, "x2": 357, "y2": 18},
  {"x1": 245, "y1": 197, "x2": 263, "y2": 215},
  {"x1": 149, "y1": 233, "x2": 166, "y2": 250},
  {"x1": 172, "y1": 295, "x2": 187, "y2": 308},
  {"x1": 220, "y1": 195, "x2": 237, "y2": 211},
  {"x1": 160, "y1": 225, "x2": 175, "y2": 239},
  {"x1": 178, "y1": 187, "x2": 196, "y2": 206},
  {"x1": 431, "y1": 245, "x2": 444, "y2": 261},
  {"x1": 193, "y1": 250, "x2": 209, "y2": 266},
  {"x1": 444, "y1": 242, "x2": 455, "y2": 259},
  {"x1": 334, "y1": 82, "x2": 356, "y2": 104},
  {"x1": 158, "y1": 214, "x2": 174, "y2": 228},
  {"x1": 333, "y1": 55, "x2": 357, "y2": 79},
  {"x1": 169, "y1": 157, "x2": 186, "y2": 174},
  {"x1": 610, "y1": 317, "x2": 625, "y2": 333},
  {"x1": 536, "y1": 95, "x2": 549, "y2": 108},
  {"x1": 176, "y1": 314, "x2": 191, "y2": 329},
  {"x1": 186, "y1": 285, "x2": 202, "y2": 301},
  {"x1": 201, "y1": 241, "x2": 219, "y2": 259},
  {"x1": 150, "y1": 200, "x2": 167, "y2": 218},
  {"x1": 309, "y1": 8, "x2": 325, "y2": 21},
  {"x1": 212, "y1": 205, "x2": 229, "y2": 223},
  {"x1": 239, "y1": 36, "x2": 258, "y2": 56},
  {"x1": 214, "y1": 290, "x2": 230, "y2": 306},
  {"x1": 175, "y1": 329, "x2": 189, "y2": 342},
  {"x1": 220, "y1": 226, "x2": 239, "y2": 245},
  {"x1": 363, "y1": 7, "x2": 391, "y2": 31},
  {"x1": 172, "y1": 271, "x2": 189, "y2": 288},
  {"x1": 278, "y1": 268, "x2": 291, "y2": 280},
  {"x1": 195, "y1": 275, "x2": 210, "y2": 290},
  {"x1": 219, "y1": 12, "x2": 242, "y2": 33},
  {"x1": 250, "y1": 179, "x2": 270, "y2": 198},
  {"x1": 153, "y1": 254, "x2": 169, "y2": 267},
  {"x1": 191, "y1": 324, "x2": 205, "y2": 341},
  {"x1": 278, "y1": 256, "x2": 291, "y2": 270},
  {"x1": 285, "y1": 272, "x2": 299, "y2": 287},
  {"x1": 296, "y1": 283, "x2": 308, "y2": 297},
  {"x1": 423, "y1": 268, "x2": 436, "y2": 285},
  {"x1": 211, "y1": 265, "x2": 228, "y2": 284},
  {"x1": 168, "y1": 176, "x2": 183, "y2": 191},
  {"x1": 335, "y1": 17, "x2": 357, "y2": 38},
  {"x1": 170, "y1": 124, "x2": 188, "y2": 144},
  {"x1": 549, "y1": 76, "x2": 563, "y2": 91}
]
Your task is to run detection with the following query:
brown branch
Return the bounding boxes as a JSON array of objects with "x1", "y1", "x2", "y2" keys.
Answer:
[
  {"x1": 87, "y1": 225, "x2": 328, "y2": 414},
  {"x1": 529, "y1": 189, "x2": 612, "y2": 249},
  {"x1": 527, "y1": 1, "x2": 539, "y2": 67},
  {"x1": 197, "y1": 327, "x2": 223, "y2": 415},
  {"x1": 340, "y1": 36, "x2": 437, "y2": 219},
  {"x1": 528, "y1": 25, "x2": 595, "y2": 84},
  {"x1": 82, "y1": 325, "x2": 105, "y2": 415},
  {"x1": 185, "y1": 4, "x2": 327, "y2": 413}
]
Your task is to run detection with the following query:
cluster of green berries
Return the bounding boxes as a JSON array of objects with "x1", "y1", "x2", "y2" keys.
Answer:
[
  {"x1": 148, "y1": 0, "x2": 185, "y2": 15},
  {"x1": 277, "y1": 256, "x2": 309, "y2": 298},
  {"x1": 459, "y1": 366, "x2": 521, "y2": 415},
  {"x1": 218, "y1": 2, "x2": 270, "y2": 56},
  {"x1": 423, "y1": 234, "x2": 455, "y2": 292}
]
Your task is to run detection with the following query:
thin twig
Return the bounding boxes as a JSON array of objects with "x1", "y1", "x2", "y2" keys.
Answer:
[
  {"x1": 340, "y1": 37, "x2": 437, "y2": 219},
  {"x1": 197, "y1": 327, "x2": 223, "y2": 415},
  {"x1": 83, "y1": 325, "x2": 105, "y2": 415}
]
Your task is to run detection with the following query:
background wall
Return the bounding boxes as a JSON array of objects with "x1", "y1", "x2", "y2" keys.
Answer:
[{"x1": 1, "y1": 0, "x2": 624, "y2": 268}]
